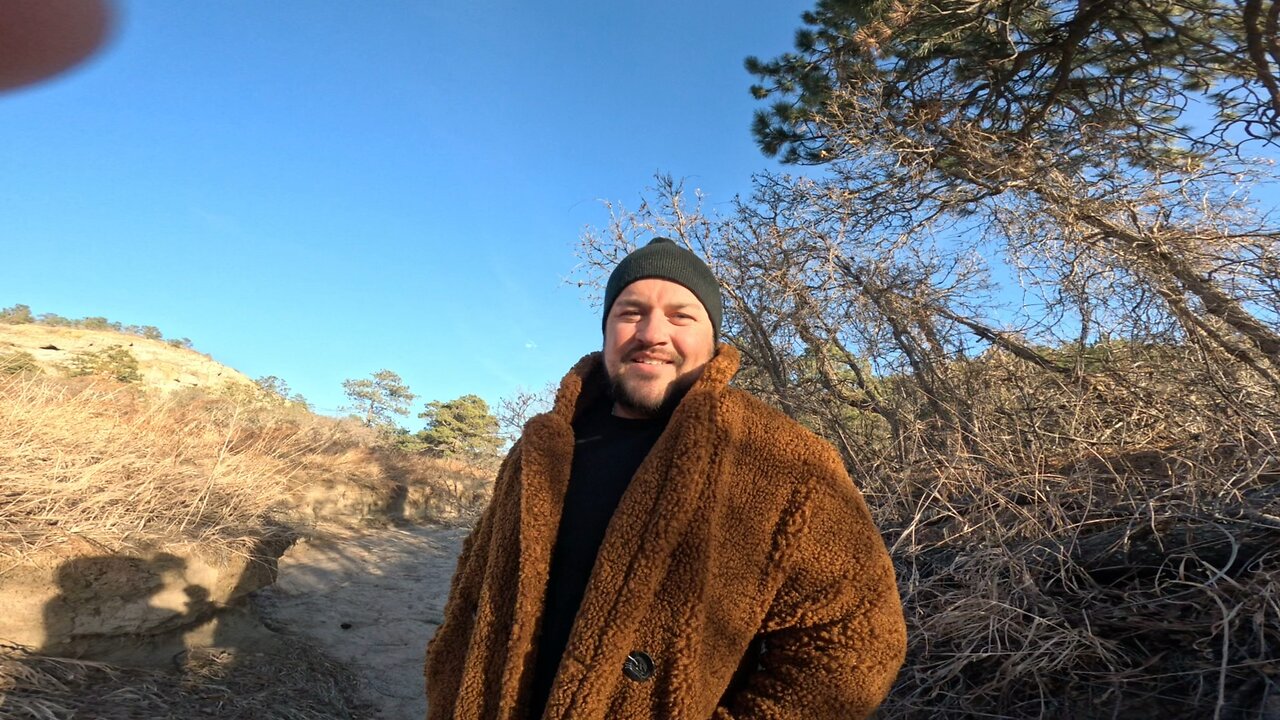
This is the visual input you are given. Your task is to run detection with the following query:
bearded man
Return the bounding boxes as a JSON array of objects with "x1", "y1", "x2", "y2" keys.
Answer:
[{"x1": 425, "y1": 238, "x2": 906, "y2": 719}]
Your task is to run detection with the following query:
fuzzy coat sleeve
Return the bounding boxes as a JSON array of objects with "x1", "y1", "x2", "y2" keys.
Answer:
[{"x1": 713, "y1": 458, "x2": 907, "y2": 720}]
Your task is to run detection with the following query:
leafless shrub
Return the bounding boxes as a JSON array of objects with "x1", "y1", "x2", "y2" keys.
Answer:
[{"x1": 578, "y1": 175, "x2": 1280, "y2": 718}]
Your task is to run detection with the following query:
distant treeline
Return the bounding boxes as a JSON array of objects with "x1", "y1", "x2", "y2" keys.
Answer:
[{"x1": 0, "y1": 304, "x2": 194, "y2": 349}]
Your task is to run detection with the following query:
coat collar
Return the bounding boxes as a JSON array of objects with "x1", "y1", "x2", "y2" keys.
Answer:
[{"x1": 505, "y1": 345, "x2": 741, "y2": 717}]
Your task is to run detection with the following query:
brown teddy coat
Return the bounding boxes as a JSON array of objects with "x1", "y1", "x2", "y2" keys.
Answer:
[{"x1": 424, "y1": 345, "x2": 906, "y2": 719}]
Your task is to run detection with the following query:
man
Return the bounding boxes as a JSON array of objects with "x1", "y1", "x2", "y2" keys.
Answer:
[{"x1": 425, "y1": 238, "x2": 906, "y2": 719}]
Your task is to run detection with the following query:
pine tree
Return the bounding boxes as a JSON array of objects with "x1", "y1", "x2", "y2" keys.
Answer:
[
  {"x1": 342, "y1": 370, "x2": 415, "y2": 428},
  {"x1": 417, "y1": 394, "x2": 503, "y2": 460}
]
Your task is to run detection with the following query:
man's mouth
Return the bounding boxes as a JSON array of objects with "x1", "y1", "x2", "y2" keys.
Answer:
[{"x1": 629, "y1": 356, "x2": 673, "y2": 366}]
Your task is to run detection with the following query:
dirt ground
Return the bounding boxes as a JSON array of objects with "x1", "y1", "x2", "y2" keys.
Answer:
[{"x1": 253, "y1": 524, "x2": 469, "y2": 720}]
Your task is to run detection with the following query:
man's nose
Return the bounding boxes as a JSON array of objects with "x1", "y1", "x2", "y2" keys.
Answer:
[{"x1": 634, "y1": 313, "x2": 670, "y2": 345}]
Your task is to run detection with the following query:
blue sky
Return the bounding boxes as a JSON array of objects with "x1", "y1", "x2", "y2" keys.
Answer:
[{"x1": 1, "y1": 1, "x2": 811, "y2": 418}]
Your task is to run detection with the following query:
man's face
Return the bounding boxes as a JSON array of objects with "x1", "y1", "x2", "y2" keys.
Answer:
[{"x1": 604, "y1": 278, "x2": 716, "y2": 419}]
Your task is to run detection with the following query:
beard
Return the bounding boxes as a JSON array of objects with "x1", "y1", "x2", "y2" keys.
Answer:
[{"x1": 608, "y1": 367, "x2": 696, "y2": 419}]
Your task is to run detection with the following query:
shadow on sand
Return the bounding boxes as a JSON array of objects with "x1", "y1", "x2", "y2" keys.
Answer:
[{"x1": 0, "y1": 539, "x2": 370, "y2": 719}]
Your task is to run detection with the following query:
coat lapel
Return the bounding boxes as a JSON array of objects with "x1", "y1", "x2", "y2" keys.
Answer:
[{"x1": 492, "y1": 353, "x2": 597, "y2": 718}]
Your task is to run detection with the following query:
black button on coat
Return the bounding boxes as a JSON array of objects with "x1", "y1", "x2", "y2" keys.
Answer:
[{"x1": 623, "y1": 651, "x2": 654, "y2": 682}]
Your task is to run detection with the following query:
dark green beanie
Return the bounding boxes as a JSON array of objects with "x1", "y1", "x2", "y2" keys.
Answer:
[{"x1": 602, "y1": 238, "x2": 723, "y2": 338}]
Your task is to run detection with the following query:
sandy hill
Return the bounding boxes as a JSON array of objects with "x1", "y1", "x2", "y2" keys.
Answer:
[
  {"x1": 1, "y1": 320, "x2": 491, "y2": 718},
  {"x1": 0, "y1": 323, "x2": 255, "y2": 393}
]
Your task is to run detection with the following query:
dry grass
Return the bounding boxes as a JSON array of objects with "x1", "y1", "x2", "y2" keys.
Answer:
[
  {"x1": 0, "y1": 371, "x2": 491, "y2": 560},
  {"x1": 852, "y1": 349, "x2": 1280, "y2": 719},
  {"x1": 0, "y1": 373, "x2": 298, "y2": 558},
  {"x1": 0, "y1": 641, "x2": 370, "y2": 720}
]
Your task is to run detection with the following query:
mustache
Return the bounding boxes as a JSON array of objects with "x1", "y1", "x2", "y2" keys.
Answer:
[{"x1": 625, "y1": 349, "x2": 678, "y2": 363}]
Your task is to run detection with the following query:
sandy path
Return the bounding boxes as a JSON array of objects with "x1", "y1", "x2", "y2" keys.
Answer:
[{"x1": 253, "y1": 524, "x2": 469, "y2": 720}]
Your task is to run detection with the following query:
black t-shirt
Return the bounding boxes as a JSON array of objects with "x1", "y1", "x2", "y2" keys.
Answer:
[{"x1": 526, "y1": 396, "x2": 669, "y2": 719}]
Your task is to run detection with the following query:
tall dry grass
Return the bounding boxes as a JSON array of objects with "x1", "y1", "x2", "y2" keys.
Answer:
[
  {"x1": 0, "y1": 370, "x2": 491, "y2": 562},
  {"x1": 0, "y1": 372, "x2": 298, "y2": 558},
  {"x1": 0, "y1": 640, "x2": 369, "y2": 720}
]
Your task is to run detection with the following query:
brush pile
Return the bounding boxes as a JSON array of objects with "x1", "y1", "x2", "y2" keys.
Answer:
[{"x1": 858, "y1": 348, "x2": 1280, "y2": 719}]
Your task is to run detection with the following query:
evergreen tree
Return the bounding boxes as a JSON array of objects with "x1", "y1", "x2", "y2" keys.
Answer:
[
  {"x1": 342, "y1": 370, "x2": 415, "y2": 428},
  {"x1": 417, "y1": 394, "x2": 503, "y2": 459},
  {"x1": 747, "y1": 0, "x2": 1280, "y2": 166},
  {"x1": 742, "y1": 0, "x2": 1280, "y2": 385}
]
